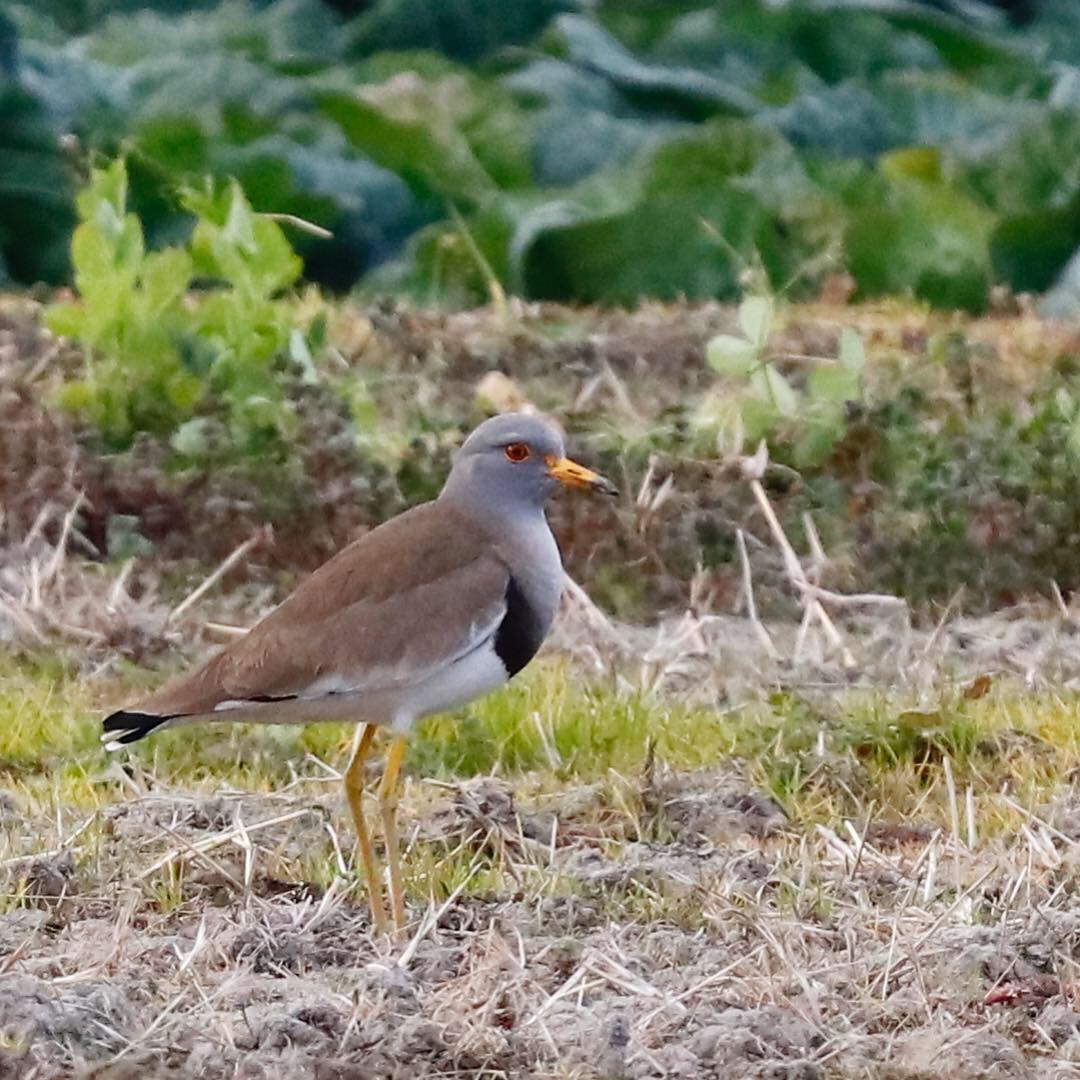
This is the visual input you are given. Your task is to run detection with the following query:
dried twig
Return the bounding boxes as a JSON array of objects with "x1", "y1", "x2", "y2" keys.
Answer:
[
  {"x1": 168, "y1": 529, "x2": 267, "y2": 626},
  {"x1": 791, "y1": 579, "x2": 907, "y2": 610},
  {"x1": 736, "y1": 528, "x2": 777, "y2": 657},
  {"x1": 136, "y1": 808, "x2": 315, "y2": 880},
  {"x1": 742, "y1": 444, "x2": 856, "y2": 668}
]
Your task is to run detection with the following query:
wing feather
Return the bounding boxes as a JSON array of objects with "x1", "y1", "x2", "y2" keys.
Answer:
[{"x1": 129, "y1": 502, "x2": 510, "y2": 718}]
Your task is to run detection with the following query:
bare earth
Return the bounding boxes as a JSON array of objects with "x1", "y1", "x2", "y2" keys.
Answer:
[{"x1": 5, "y1": 757, "x2": 1080, "y2": 1079}]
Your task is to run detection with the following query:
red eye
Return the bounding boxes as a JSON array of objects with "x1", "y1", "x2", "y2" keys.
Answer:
[{"x1": 504, "y1": 442, "x2": 530, "y2": 462}]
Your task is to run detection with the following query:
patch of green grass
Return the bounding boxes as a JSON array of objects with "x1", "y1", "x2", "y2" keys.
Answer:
[
  {"x1": 411, "y1": 665, "x2": 664, "y2": 778},
  {"x1": 410, "y1": 663, "x2": 824, "y2": 782},
  {"x1": 3, "y1": 655, "x2": 1080, "y2": 849},
  {"x1": 0, "y1": 656, "x2": 97, "y2": 768},
  {"x1": 403, "y1": 842, "x2": 517, "y2": 907},
  {"x1": 148, "y1": 863, "x2": 187, "y2": 915},
  {"x1": 7, "y1": 649, "x2": 1080, "y2": 969}
]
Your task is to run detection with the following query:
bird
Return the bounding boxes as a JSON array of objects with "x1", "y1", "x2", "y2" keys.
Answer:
[{"x1": 102, "y1": 413, "x2": 617, "y2": 933}]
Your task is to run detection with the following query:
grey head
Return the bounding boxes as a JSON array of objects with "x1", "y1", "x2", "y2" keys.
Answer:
[{"x1": 440, "y1": 412, "x2": 616, "y2": 520}]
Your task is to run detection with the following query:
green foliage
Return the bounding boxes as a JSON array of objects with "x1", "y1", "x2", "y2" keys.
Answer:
[
  {"x1": 347, "y1": 0, "x2": 568, "y2": 63},
  {"x1": 6, "y1": 654, "x2": 1079, "y2": 857},
  {"x1": 320, "y1": 54, "x2": 531, "y2": 203},
  {"x1": 842, "y1": 160, "x2": 994, "y2": 310},
  {"x1": 845, "y1": 702, "x2": 985, "y2": 774},
  {"x1": 860, "y1": 380, "x2": 1080, "y2": 608},
  {"x1": 704, "y1": 292, "x2": 866, "y2": 466},
  {"x1": 516, "y1": 121, "x2": 836, "y2": 303},
  {"x1": 45, "y1": 161, "x2": 201, "y2": 443},
  {"x1": 45, "y1": 160, "x2": 309, "y2": 458},
  {"x1": 6, "y1": 0, "x2": 1080, "y2": 308},
  {"x1": 0, "y1": 79, "x2": 75, "y2": 284},
  {"x1": 411, "y1": 666, "x2": 663, "y2": 779}
]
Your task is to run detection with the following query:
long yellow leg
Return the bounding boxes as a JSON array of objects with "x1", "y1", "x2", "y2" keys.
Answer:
[
  {"x1": 378, "y1": 735, "x2": 409, "y2": 932},
  {"x1": 344, "y1": 724, "x2": 388, "y2": 934}
]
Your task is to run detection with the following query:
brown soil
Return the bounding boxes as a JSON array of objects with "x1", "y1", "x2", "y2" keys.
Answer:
[{"x1": 4, "y1": 777, "x2": 1080, "y2": 1079}]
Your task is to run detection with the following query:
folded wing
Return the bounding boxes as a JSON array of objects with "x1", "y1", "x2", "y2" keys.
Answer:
[{"x1": 108, "y1": 502, "x2": 510, "y2": 725}]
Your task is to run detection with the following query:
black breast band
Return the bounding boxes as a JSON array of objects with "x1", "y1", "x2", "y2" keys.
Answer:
[{"x1": 493, "y1": 577, "x2": 546, "y2": 677}]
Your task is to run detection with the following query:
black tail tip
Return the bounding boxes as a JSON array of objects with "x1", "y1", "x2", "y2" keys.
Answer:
[{"x1": 102, "y1": 710, "x2": 171, "y2": 746}]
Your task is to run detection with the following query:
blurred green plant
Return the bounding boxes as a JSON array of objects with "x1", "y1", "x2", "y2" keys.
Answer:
[
  {"x1": 6, "y1": 0, "x2": 1080, "y2": 309},
  {"x1": 0, "y1": 81, "x2": 75, "y2": 285},
  {"x1": 45, "y1": 159, "x2": 312, "y2": 460},
  {"x1": 705, "y1": 292, "x2": 866, "y2": 466}
]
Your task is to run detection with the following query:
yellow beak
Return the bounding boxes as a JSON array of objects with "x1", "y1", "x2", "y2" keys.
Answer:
[{"x1": 545, "y1": 455, "x2": 618, "y2": 496}]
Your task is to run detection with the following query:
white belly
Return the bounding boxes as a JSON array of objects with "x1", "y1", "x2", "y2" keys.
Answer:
[{"x1": 393, "y1": 639, "x2": 509, "y2": 731}]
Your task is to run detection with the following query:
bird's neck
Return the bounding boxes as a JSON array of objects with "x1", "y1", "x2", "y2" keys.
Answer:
[{"x1": 438, "y1": 481, "x2": 545, "y2": 535}]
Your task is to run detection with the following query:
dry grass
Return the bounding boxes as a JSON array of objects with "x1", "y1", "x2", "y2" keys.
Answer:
[{"x1": 4, "y1": 604, "x2": 1080, "y2": 1077}]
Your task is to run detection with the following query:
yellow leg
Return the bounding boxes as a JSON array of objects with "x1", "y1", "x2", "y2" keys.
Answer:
[
  {"x1": 344, "y1": 724, "x2": 388, "y2": 934},
  {"x1": 378, "y1": 735, "x2": 409, "y2": 932}
]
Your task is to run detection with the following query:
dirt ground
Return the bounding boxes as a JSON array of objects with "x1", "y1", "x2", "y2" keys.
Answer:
[
  {"x1": 5, "y1": 765, "x2": 1080, "y2": 1079},
  {"x1": 6, "y1": 569, "x2": 1080, "y2": 1078}
]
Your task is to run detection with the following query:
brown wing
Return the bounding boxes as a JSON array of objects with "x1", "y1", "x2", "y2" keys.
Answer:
[{"x1": 131, "y1": 501, "x2": 510, "y2": 717}]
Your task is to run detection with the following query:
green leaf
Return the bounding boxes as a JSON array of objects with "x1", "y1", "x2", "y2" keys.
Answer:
[
  {"x1": 75, "y1": 159, "x2": 127, "y2": 223},
  {"x1": 706, "y1": 333, "x2": 757, "y2": 377},
  {"x1": 139, "y1": 248, "x2": 193, "y2": 315},
  {"x1": 320, "y1": 89, "x2": 492, "y2": 205},
  {"x1": 960, "y1": 111, "x2": 1080, "y2": 219},
  {"x1": 739, "y1": 396, "x2": 779, "y2": 444},
  {"x1": 223, "y1": 181, "x2": 258, "y2": 254},
  {"x1": 738, "y1": 295, "x2": 773, "y2": 349},
  {"x1": 990, "y1": 199, "x2": 1080, "y2": 295},
  {"x1": 251, "y1": 217, "x2": 304, "y2": 292},
  {"x1": 347, "y1": 0, "x2": 566, "y2": 63},
  {"x1": 320, "y1": 62, "x2": 530, "y2": 206},
  {"x1": 808, "y1": 362, "x2": 860, "y2": 404},
  {"x1": 394, "y1": 203, "x2": 515, "y2": 305},
  {"x1": 70, "y1": 222, "x2": 116, "y2": 290},
  {"x1": 879, "y1": 146, "x2": 941, "y2": 183},
  {"x1": 165, "y1": 371, "x2": 204, "y2": 415},
  {"x1": 800, "y1": 0, "x2": 1022, "y2": 71},
  {"x1": 0, "y1": 88, "x2": 75, "y2": 282},
  {"x1": 42, "y1": 301, "x2": 85, "y2": 340},
  {"x1": 519, "y1": 120, "x2": 810, "y2": 303},
  {"x1": 506, "y1": 59, "x2": 682, "y2": 185},
  {"x1": 54, "y1": 380, "x2": 96, "y2": 416},
  {"x1": 188, "y1": 187, "x2": 302, "y2": 298},
  {"x1": 551, "y1": 13, "x2": 758, "y2": 116},
  {"x1": 878, "y1": 72, "x2": 1035, "y2": 154},
  {"x1": 761, "y1": 80, "x2": 897, "y2": 159},
  {"x1": 842, "y1": 172, "x2": 993, "y2": 310},
  {"x1": 751, "y1": 363, "x2": 799, "y2": 417}
]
